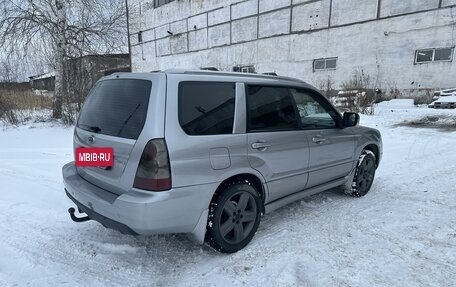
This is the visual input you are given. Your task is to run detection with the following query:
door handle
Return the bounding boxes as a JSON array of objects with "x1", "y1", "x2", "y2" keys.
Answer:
[
  {"x1": 251, "y1": 142, "x2": 271, "y2": 150},
  {"x1": 312, "y1": 136, "x2": 326, "y2": 144}
]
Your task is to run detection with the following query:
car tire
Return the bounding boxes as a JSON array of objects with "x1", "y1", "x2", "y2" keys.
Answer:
[
  {"x1": 343, "y1": 150, "x2": 377, "y2": 197},
  {"x1": 206, "y1": 183, "x2": 262, "y2": 253}
]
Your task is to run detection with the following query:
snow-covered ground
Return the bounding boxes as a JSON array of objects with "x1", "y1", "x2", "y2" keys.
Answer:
[{"x1": 1, "y1": 100, "x2": 455, "y2": 287}]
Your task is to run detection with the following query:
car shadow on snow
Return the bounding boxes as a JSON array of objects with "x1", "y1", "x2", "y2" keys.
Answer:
[
  {"x1": 70, "y1": 188, "x2": 350, "y2": 256},
  {"x1": 62, "y1": 187, "x2": 359, "y2": 284}
]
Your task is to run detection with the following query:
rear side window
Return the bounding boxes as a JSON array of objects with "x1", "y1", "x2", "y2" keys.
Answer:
[
  {"x1": 77, "y1": 79, "x2": 151, "y2": 139},
  {"x1": 246, "y1": 86, "x2": 299, "y2": 132},
  {"x1": 178, "y1": 82, "x2": 235, "y2": 135}
]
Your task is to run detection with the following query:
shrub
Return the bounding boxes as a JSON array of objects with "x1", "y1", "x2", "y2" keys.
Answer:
[
  {"x1": 318, "y1": 77, "x2": 336, "y2": 99},
  {"x1": 413, "y1": 92, "x2": 433, "y2": 105},
  {"x1": 0, "y1": 86, "x2": 53, "y2": 125},
  {"x1": 387, "y1": 87, "x2": 402, "y2": 100},
  {"x1": 340, "y1": 70, "x2": 375, "y2": 115},
  {"x1": 0, "y1": 94, "x2": 19, "y2": 125}
]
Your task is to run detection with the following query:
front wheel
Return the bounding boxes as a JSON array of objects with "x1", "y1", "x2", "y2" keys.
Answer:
[
  {"x1": 206, "y1": 183, "x2": 262, "y2": 253},
  {"x1": 343, "y1": 150, "x2": 377, "y2": 197}
]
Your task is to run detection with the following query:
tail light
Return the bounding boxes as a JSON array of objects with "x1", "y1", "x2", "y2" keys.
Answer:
[{"x1": 133, "y1": 139, "x2": 171, "y2": 191}]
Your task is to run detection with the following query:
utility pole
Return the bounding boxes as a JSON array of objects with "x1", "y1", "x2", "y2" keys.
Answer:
[{"x1": 125, "y1": 0, "x2": 132, "y2": 72}]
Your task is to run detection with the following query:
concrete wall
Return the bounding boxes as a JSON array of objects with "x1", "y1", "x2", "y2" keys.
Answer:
[{"x1": 128, "y1": 0, "x2": 456, "y2": 91}]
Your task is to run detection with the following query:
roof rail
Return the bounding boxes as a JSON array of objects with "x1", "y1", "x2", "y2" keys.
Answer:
[
  {"x1": 200, "y1": 67, "x2": 219, "y2": 71},
  {"x1": 263, "y1": 72, "x2": 278, "y2": 76}
]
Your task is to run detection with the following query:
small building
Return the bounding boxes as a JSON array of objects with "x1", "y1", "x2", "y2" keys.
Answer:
[
  {"x1": 29, "y1": 72, "x2": 55, "y2": 97},
  {"x1": 29, "y1": 54, "x2": 130, "y2": 99},
  {"x1": 63, "y1": 54, "x2": 130, "y2": 103}
]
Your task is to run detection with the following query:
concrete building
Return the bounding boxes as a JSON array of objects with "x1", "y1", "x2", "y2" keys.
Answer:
[{"x1": 127, "y1": 0, "x2": 456, "y2": 94}]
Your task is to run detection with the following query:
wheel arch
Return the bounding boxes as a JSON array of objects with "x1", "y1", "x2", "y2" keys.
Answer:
[
  {"x1": 362, "y1": 143, "x2": 380, "y2": 167},
  {"x1": 210, "y1": 173, "x2": 266, "y2": 214}
]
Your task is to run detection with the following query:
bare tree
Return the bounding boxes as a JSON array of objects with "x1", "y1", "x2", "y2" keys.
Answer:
[
  {"x1": 342, "y1": 69, "x2": 375, "y2": 115},
  {"x1": 54, "y1": 0, "x2": 66, "y2": 118},
  {"x1": 0, "y1": 58, "x2": 17, "y2": 82},
  {"x1": 317, "y1": 76, "x2": 336, "y2": 99},
  {"x1": 0, "y1": 0, "x2": 127, "y2": 118}
]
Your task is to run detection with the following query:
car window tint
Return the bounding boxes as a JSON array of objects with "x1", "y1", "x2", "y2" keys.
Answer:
[
  {"x1": 77, "y1": 79, "x2": 151, "y2": 139},
  {"x1": 247, "y1": 86, "x2": 299, "y2": 132},
  {"x1": 290, "y1": 89, "x2": 338, "y2": 129},
  {"x1": 178, "y1": 82, "x2": 235, "y2": 135}
]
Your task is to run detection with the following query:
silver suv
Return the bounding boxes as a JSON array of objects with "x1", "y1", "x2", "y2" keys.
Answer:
[{"x1": 63, "y1": 70, "x2": 382, "y2": 253}]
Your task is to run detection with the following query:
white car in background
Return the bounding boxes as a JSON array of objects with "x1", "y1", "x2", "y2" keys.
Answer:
[{"x1": 429, "y1": 88, "x2": 456, "y2": 109}]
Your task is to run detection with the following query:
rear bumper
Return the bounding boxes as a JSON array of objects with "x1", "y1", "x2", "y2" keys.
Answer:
[
  {"x1": 62, "y1": 162, "x2": 216, "y2": 235},
  {"x1": 66, "y1": 190, "x2": 138, "y2": 235}
]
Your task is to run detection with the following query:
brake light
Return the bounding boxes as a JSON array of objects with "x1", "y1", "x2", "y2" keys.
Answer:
[{"x1": 133, "y1": 139, "x2": 171, "y2": 191}]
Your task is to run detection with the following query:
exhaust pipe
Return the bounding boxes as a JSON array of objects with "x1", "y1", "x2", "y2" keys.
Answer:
[{"x1": 68, "y1": 207, "x2": 91, "y2": 222}]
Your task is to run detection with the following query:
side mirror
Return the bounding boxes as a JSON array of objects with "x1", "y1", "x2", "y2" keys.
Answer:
[{"x1": 343, "y1": 112, "x2": 360, "y2": 127}]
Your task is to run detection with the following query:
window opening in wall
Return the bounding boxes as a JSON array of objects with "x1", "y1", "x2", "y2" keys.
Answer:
[
  {"x1": 415, "y1": 47, "x2": 454, "y2": 63},
  {"x1": 154, "y1": 0, "x2": 176, "y2": 8},
  {"x1": 138, "y1": 31, "x2": 143, "y2": 43},
  {"x1": 313, "y1": 57, "x2": 338, "y2": 71}
]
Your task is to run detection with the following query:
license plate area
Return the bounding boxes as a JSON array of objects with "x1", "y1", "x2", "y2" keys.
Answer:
[{"x1": 75, "y1": 147, "x2": 114, "y2": 167}]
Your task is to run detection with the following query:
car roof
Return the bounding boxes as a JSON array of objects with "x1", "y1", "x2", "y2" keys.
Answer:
[
  {"x1": 161, "y1": 69, "x2": 302, "y2": 82},
  {"x1": 103, "y1": 69, "x2": 319, "y2": 92},
  {"x1": 163, "y1": 69, "x2": 319, "y2": 91}
]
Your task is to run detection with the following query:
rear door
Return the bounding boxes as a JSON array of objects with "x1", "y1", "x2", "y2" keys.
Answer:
[
  {"x1": 164, "y1": 75, "x2": 246, "y2": 189},
  {"x1": 246, "y1": 85, "x2": 310, "y2": 203},
  {"x1": 74, "y1": 74, "x2": 164, "y2": 195},
  {"x1": 290, "y1": 88, "x2": 356, "y2": 188}
]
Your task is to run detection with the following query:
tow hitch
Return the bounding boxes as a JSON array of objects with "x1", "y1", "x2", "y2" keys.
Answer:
[{"x1": 68, "y1": 207, "x2": 91, "y2": 222}]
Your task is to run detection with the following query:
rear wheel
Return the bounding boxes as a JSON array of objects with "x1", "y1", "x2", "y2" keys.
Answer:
[
  {"x1": 343, "y1": 150, "x2": 377, "y2": 197},
  {"x1": 206, "y1": 183, "x2": 261, "y2": 253}
]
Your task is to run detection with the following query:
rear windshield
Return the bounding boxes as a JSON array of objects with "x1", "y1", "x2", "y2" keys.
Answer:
[{"x1": 77, "y1": 79, "x2": 151, "y2": 139}]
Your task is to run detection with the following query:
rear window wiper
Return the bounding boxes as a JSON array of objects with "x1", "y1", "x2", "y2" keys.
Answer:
[
  {"x1": 78, "y1": 124, "x2": 101, "y2": 133},
  {"x1": 117, "y1": 104, "x2": 141, "y2": 136}
]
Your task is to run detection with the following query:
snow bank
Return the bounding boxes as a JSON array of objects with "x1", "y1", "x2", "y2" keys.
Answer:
[
  {"x1": 433, "y1": 95, "x2": 456, "y2": 103},
  {"x1": 376, "y1": 99, "x2": 414, "y2": 108}
]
